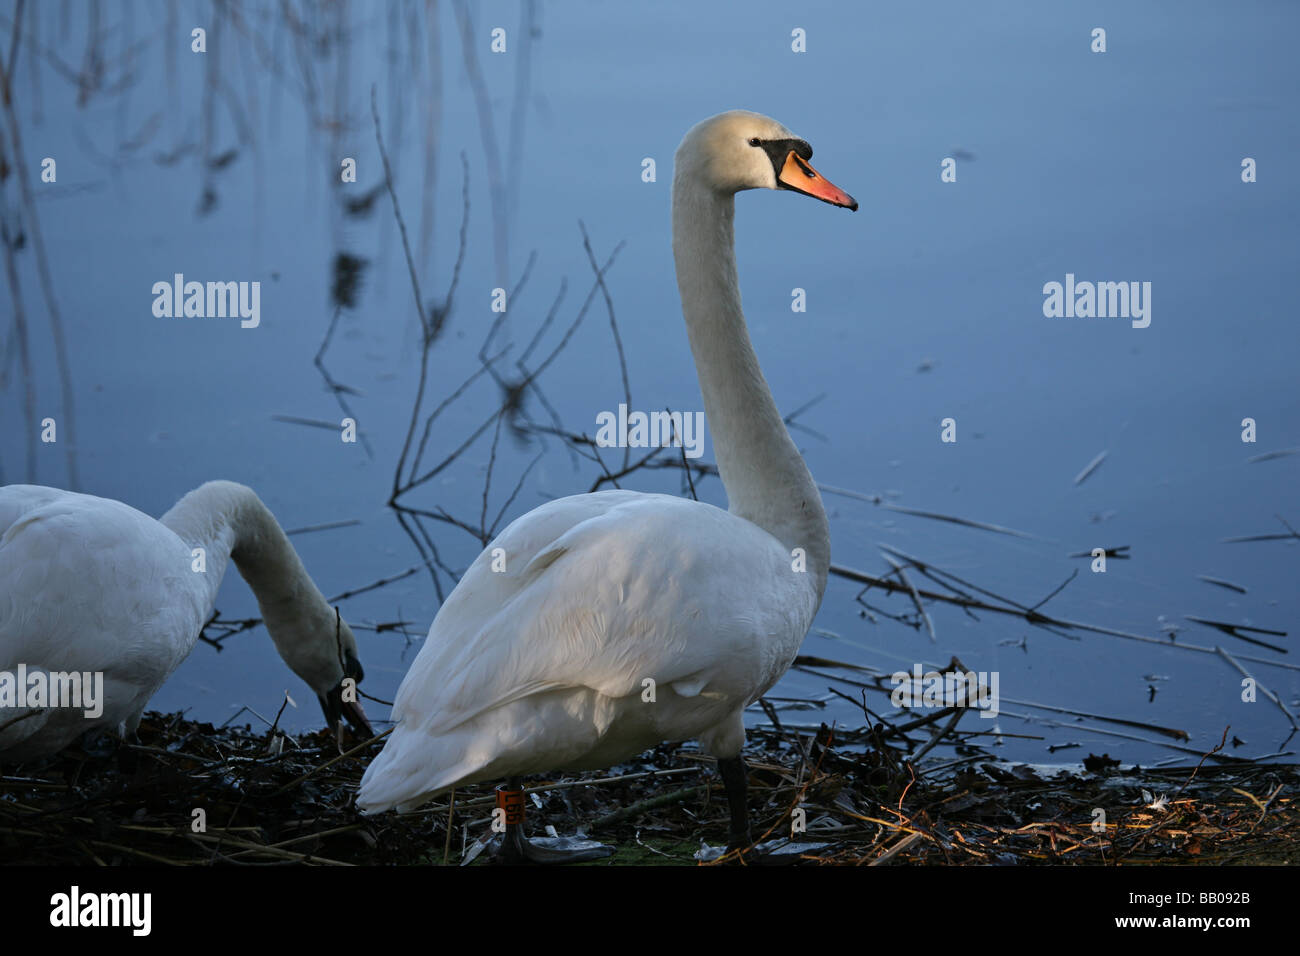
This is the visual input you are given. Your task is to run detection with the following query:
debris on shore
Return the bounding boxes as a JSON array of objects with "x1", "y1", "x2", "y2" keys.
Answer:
[{"x1": 2, "y1": 712, "x2": 1293, "y2": 865}]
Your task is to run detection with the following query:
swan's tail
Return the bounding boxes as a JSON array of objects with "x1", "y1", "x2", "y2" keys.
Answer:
[{"x1": 357, "y1": 724, "x2": 487, "y2": 814}]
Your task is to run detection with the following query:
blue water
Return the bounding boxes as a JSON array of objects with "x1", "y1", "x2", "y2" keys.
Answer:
[{"x1": 2, "y1": 0, "x2": 1296, "y2": 767}]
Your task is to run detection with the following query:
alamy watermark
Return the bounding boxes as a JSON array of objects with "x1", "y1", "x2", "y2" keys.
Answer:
[
  {"x1": 890, "y1": 663, "x2": 1000, "y2": 718},
  {"x1": 50, "y1": 886, "x2": 151, "y2": 936},
  {"x1": 1042, "y1": 273, "x2": 1151, "y2": 328},
  {"x1": 152, "y1": 273, "x2": 261, "y2": 328},
  {"x1": 594, "y1": 404, "x2": 705, "y2": 459},
  {"x1": 0, "y1": 664, "x2": 104, "y2": 718}
]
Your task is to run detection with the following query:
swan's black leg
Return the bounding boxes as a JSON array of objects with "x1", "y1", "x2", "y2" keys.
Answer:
[
  {"x1": 717, "y1": 755, "x2": 753, "y2": 850},
  {"x1": 496, "y1": 778, "x2": 528, "y2": 864}
]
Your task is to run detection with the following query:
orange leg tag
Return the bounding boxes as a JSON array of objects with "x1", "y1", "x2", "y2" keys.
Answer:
[{"x1": 495, "y1": 786, "x2": 526, "y2": 826}]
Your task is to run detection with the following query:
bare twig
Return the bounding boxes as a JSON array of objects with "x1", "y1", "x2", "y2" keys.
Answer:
[{"x1": 1073, "y1": 450, "x2": 1107, "y2": 486}]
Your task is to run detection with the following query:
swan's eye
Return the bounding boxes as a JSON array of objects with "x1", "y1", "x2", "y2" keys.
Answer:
[{"x1": 748, "y1": 137, "x2": 761, "y2": 147}]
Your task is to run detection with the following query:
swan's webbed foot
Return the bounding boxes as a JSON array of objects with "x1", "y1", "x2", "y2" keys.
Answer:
[
  {"x1": 476, "y1": 781, "x2": 614, "y2": 865},
  {"x1": 727, "y1": 829, "x2": 755, "y2": 854},
  {"x1": 492, "y1": 829, "x2": 614, "y2": 865},
  {"x1": 709, "y1": 756, "x2": 824, "y2": 864},
  {"x1": 702, "y1": 836, "x2": 833, "y2": 864}
]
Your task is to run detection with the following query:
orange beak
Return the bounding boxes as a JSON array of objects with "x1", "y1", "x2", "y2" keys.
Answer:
[{"x1": 777, "y1": 151, "x2": 858, "y2": 210}]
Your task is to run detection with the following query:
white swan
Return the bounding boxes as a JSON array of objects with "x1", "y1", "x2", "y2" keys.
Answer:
[
  {"x1": 0, "y1": 481, "x2": 371, "y2": 762},
  {"x1": 357, "y1": 110, "x2": 856, "y2": 858}
]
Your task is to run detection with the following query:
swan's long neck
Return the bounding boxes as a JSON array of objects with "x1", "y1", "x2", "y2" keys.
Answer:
[
  {"x1": 161, "y1": 482, "x2": 338, "y2": 676},
  {"x1": 672, "y1": 176, "x2": 830, "y2": 592}
]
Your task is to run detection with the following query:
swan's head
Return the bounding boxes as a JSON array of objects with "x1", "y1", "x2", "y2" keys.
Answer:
[
  {"x1": 675, "y1": 109, "x2": 857, "y2": 210},
  {"x1": 265, "y1": 601, "x2": 373, "y2": 744},
  {"x1": 314, "y1": 615, "x2": 374, "y2": 745},
  {"x1": 188, "y1": 480, "x2": 375, "y2": 744}
]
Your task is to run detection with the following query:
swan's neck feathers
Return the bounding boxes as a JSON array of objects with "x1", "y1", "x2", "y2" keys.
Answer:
[
  {"x1": 160, "y1": 482, "x2": 240, "y2": 614},
  {"x1": 672, "y1": 176, "x2": 830, "y2": 590},
  {"x1": 160, "y1": 482, "x2": 337, "y2": 673}
]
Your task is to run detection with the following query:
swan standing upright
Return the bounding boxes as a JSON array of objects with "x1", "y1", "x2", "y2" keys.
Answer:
[
  {"x1": 0, "y1": 481, "x2": 372, "y2": 762},
  {"x1": 358, "y1": 111, "x2": 856, "y2": 859}
]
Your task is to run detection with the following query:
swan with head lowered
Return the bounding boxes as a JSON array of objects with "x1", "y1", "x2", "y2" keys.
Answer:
[
  {"x1": 0, "y1": 481, "x2": 372, "y2": 763},
  {"x1": 357, "y1": 110, "x2": 856, "y2": 860}
]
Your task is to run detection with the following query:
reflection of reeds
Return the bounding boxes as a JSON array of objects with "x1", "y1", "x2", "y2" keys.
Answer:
[
  {"x1": 372, "y1": 65, "x2": 635, "y2": 599},
  {"x1": 312, "y1": 302, "x2": 373, "y2": 458},
  {"x1": 451, "y1": 0, "x2": 537, "y2": 294},
  {"x1": 417, "y1": 0, "x2": 442, "y2": 278},
  {"x1": 0, "y1": 206, "x2": 36, "y2": 482},
  {"x1": 505, "y1": 0, "x2": 537, "y2": 244},
  {"x1": 0, "y1": 0, "x2": 79, "y2": 487},
  {"x1": 580, "y1": 220, "x2": 632, "y2": 469},
  {"x1": 0, "y1": 0, "x2": 549, "y2": 491},
  {"x1": 197, "y1": 1, "x2": 220, "y2": 213},
  {"x1": 451, "y1": 0, "x2": 508, "y2": 290}
]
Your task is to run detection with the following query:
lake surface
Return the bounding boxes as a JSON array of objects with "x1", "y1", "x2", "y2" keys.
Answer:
[{"x1": 2, "y1": 0, "x2": 1296, "y2": 767}]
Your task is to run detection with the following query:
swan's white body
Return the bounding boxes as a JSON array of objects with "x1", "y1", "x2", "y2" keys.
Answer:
[
  {"x1": 0, "y1": 481, "x2": 367, "y2": 762},
  {"x1": 359, "y1": 110, "x2": 850, "y2": 814},
  {"x1": 359, "y1": 491, "x2": 817, "y2": 809}
]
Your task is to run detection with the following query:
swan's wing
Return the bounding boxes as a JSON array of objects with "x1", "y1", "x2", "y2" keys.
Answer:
[
  {"x1": 360, "y1": 490, "x2": 815, "y2": 808},
  {"x1": 0, "y1": 486, "x2": 200, "y2": 759}
]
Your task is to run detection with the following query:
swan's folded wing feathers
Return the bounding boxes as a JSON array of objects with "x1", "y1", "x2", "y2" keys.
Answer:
[
  {"x1": 387, "y1": 490, "x2": 804, "y2": 743},
  {"x1": 0, "y1": 487, "x2": 202, "y2": 757},
  {"x1": 0, "y1": 489, "x2": 197, "y2": 679}
]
